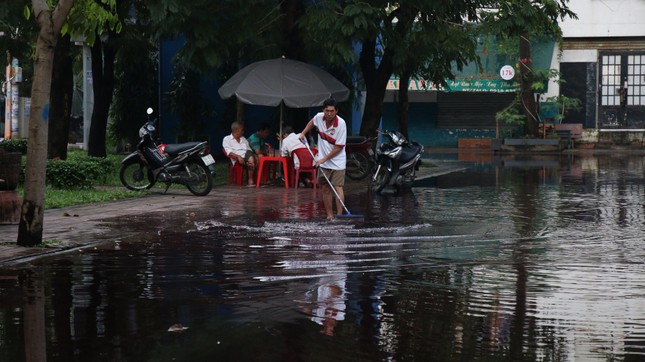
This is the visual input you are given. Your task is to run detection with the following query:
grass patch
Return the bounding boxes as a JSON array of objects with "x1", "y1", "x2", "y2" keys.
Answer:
[
  {"x1": 36, "y1": 239, "x2": 63, "y2": 248},
  {"x1": 15, "y1": 152, "x2": 232, "y2": 209},
  {"x1": 42, "y1": 187, "x2": 149, "y2": 209}
]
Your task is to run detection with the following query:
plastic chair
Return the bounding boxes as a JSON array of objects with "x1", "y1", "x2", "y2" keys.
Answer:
[
  {"x1": 291, "y1": 148, "x2": 318, "y2": 189},
  {"x1": 223, "y1": 149, "x2": 248, "y2": 186}
]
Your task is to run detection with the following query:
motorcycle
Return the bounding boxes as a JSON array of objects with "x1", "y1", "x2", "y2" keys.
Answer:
[
  {"x1": 345, "y1": 135, "x2": 376, "y2": 180},
  {"x1": 119, "y1": 108, "x2": 215, "y2": 196},
  {"x1": 371, "y1": 129, "x2": 424, "y2": 194}
]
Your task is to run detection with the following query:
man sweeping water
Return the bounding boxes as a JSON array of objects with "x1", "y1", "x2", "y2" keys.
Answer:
[{"x1": 298, "y1": 98, "x2": 348, "y2": 221}]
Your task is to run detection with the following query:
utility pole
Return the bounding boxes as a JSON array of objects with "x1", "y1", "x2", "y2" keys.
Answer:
[
  {"x1": 4, "y1": 51, "x2": 11, "y2": 139},
  {"x1": 72, "y1": 35, "x2": 94, "y2": 150},
  {"x1": 4, "y1": 51, "x2": 22, "y2": 140}
]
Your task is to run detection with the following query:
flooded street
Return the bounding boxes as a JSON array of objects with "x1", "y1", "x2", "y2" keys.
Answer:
[{"x1": 2, "y1": 153, "x2": 645, "y2": 361}]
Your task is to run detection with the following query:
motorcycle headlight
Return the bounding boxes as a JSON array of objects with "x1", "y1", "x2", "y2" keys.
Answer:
[
  {"x1": 138, "y1": 127, "x2": 147, "y2": 138},
  {"x1": 384, "y1": 146, "x2": 402, "y2": 159}
]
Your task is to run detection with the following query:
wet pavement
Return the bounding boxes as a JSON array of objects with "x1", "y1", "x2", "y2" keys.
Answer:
[{"x1": 0, "y1": 157, "x2": 465, "y2": 266}]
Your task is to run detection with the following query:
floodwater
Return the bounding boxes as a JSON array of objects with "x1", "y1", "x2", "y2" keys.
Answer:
[{"x1": 2, "y1": 153, "x2": 645, "y2": 361}]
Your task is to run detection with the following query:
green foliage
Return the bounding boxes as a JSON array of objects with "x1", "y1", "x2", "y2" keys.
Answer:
[
  {"x1": 147, "y1": 1, "x2": 283, "y2": 71},
  {"x1": 42, "y1": 186, "x2": 145, "y2": 209},
  {"x1": 46, "y1": 155, "x2": 115, "y2": 189},
  {"x1": 166, "y1": 65, "x2": 213, "y2": 142},
  {"x1": 1, "y1": 1, "x2": 38, "y2": 96},
  {"x1": 479, "y1": 0, "x2": 577, "y2": 39},
  {"x1": 496, "y1": 96, "x2": 526, "y2": 128},
  {"x1": 298, "y1": 0, "x2": 489, "y2": 136},
  {"x1": 0, "y1": 138, "x2": 28, "y2": 154},
  {"x1": 109, "y1": 7, "x2": 159, "y2": 149},
  {"x1": 36, "y1": 239, "x2": 63, "y2": 248},
  {"x1": 543, "y1": 95, "x2": 582, "y2": 122},
  {"x1": 65, "y1": 0, "x2": 121, "y2": 45},
  {"x1": 480, "y1": 1, "x2": 578, "y2": 136}
]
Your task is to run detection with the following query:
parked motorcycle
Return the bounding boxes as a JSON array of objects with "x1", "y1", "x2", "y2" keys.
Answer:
[
  {"x1": 345, "y1": 135, "x2": 376, "y2": 180},
  {"x1": 119, "y1": 108, "x2": 214, "y2": 196},
  {"x1": 371, "y1": 129, "x2": 424, "y2": 194}
]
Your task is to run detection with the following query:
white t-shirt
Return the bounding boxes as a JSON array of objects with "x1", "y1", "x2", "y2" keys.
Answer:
[
  {"x1": 280, "y1": 132, "x2": 306, "y2": 169},
  {"x1": 312, "y1": 112, "x2": 347, "y2": 170},
  {"x1": 310, "y1": 277, "x2": 346, "y2": 325},
  {"x1": 222, "y1": 134, "x2": 251, "y2": 165}
]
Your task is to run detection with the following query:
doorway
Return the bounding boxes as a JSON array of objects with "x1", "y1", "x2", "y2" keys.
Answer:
[{"x1": 598, "y1": 51, "x2": 645, "y2": 128}]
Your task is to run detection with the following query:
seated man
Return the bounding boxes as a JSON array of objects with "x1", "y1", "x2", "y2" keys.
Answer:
[
  {"x1": 248, "y1": 122, "x2": 273, "y2": 157},
  {"x1": 222, "y1": 121, "x2": 257, "y2": 187}
]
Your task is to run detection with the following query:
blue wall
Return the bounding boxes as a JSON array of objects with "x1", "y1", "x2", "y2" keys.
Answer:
[{"x1": 381, "y1": 102, "x2": 496, "y2": 147}]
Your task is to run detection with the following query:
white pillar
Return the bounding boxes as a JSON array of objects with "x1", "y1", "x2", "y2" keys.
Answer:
[{"x1": 82, "y1": 45, "x2": 93, "y2": 150}]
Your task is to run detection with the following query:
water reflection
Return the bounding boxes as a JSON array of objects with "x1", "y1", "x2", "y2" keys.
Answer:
[{"x1": 1, "y1": 153, "x2": 645, "y2": 361}]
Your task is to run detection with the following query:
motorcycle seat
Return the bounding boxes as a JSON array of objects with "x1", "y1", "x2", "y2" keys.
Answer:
[
  {"x1": 346, "y1": 135, "x2": 367, "y2": 144},
  {"x1": 400, "y1": 143, "x2": 423, "y2": 163},
  {"x1": 163, "y1": 142, "x2": 204, "y2": 155}
]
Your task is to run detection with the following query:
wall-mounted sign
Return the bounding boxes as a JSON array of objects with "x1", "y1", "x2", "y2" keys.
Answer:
[{"x1": 499, "y1": 65, "x2": 515, "y2": 80}]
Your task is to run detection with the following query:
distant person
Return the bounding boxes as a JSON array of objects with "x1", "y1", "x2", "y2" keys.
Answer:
[
  {"x1": 222, "y1": 121, "x2": 257, "y2": 187},
  {"x1": 248, "y1": 122, "x2": 273, "y2": 157},
  {"x1": 298, "y1": 98, "x2": 347, "y2": 220}
]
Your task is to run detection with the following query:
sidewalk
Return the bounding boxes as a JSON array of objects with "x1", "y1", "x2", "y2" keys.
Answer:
[
  {"x1": 0, "y1": 184, "x2": 327, "y2": 266},
  {"x1": 0, "y1": 161, "x2": 465, "y2": 267}
]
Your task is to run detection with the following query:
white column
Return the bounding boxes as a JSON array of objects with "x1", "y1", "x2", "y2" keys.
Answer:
[{"x1": 82, "y1": 45, "x2": 93, "y2": 150}]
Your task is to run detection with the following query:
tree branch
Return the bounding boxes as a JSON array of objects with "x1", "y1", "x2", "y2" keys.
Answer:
[
  {"x1": 52, "y1": 0, "x2": 75, "y2": 34},
  {"x1": 31, "y1": 0, "x2": 48, "y2": 19}
]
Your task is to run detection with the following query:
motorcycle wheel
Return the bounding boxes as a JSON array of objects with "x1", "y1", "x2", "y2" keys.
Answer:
[
  {"x1": 346, "y1": 151, "x2": 372, "y2": 180},
  {"x1": 371, "y1": 164, "x2": 390, "y2": 194},
  {"x1": 184, "y1": 160, "x2": 213, "y2": 196},
  {"x1": 119, "y1": 159, "x2": 155, "y2": 190}
]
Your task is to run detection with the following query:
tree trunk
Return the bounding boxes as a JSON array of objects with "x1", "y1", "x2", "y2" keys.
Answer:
[
  {"x1": 398, "y1": 71, "x2": 411, "y2": 138},
  {"x1": 519, "y1": 33, "x2": 538, "y2": 136},
  {"x1": 19, "y1": 0, "x2": 75, "y2": 246},
  {"x1": 281, "y1": 0, "x2": 305, "y2": 60},
  {"x1": 358, "y1": 38, "x2": 393, "y2": 138},
  {"x1": 88, "y1": 36, "x2": 116, "y2": 157},
  {"x1": 48, "y1": 34, "x2": 73, "y2": 160}
]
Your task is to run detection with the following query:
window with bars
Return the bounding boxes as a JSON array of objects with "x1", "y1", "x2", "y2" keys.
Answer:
[
  {"x1": 601, "y1": 53, "x2": 645, "y2": 107},
  {"x1": 627, "y1": 54, "x2": 645, "y2": 106}
]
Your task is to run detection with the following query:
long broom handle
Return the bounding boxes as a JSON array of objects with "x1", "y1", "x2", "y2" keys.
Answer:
[{"x1": 302, "y1": 140, "x2": 352, "y2": 215}]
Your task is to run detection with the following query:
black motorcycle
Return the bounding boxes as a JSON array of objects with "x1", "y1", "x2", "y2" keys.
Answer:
[
  {"x1": 371, "y1": 129, "x2": 424, "y2": 194},
  {"x1": 119, "y1": 108, "x2": 214, "y2": 196}
]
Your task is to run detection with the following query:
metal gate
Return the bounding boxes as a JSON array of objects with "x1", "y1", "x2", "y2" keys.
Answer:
[{"x1": 599, "y1": 51, "x2": 645, "y2": 128}]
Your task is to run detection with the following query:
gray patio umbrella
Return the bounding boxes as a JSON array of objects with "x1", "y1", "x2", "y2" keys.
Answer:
[
  {"x1": 218, "y1": 57, "x2": 350, "y2": 108},
  {"x1": 218, "y1": 57, "x2": 350, "y2": 147}
]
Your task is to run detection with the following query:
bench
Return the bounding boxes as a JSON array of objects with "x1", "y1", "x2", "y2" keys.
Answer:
[{"x1": 554, "y1": 123, "x2": 583, "y2": 149}]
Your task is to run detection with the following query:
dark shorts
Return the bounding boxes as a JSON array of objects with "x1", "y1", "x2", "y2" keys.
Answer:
[
  {"x1": 318, "y1": 168, "x2": 345, "y2": 187},
  {"x1": 243, "y1": 150, "x2": 256, "y2": 163}
]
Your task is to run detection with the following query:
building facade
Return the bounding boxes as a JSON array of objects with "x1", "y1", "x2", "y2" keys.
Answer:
[
  {"x1": 382, "y1": 0, "x2": 645, "y2": 147},
  {"x1": 546, "y1": 0, "x2": 645, "y2": 144}
]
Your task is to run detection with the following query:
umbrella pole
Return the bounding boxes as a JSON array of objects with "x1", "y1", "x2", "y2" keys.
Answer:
[{"x1": 279, "y1": 103, "x2": 283, "y2": 151}]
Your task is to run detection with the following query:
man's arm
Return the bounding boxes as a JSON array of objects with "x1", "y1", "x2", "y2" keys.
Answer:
[
  {"x1": 298, "y1": 119, "x2": 315, "y2": 143},
  {"x1": 315, "y1": 145, "x2": 343, "y2": 166}
]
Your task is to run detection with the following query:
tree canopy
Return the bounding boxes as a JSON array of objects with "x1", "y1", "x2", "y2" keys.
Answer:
[
  {"x1": 297, "y1": 0, "x2": 495, "y2": 137},
  {"x1": 480, "y1": 0, "x2": 577, "y2": 135}
]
